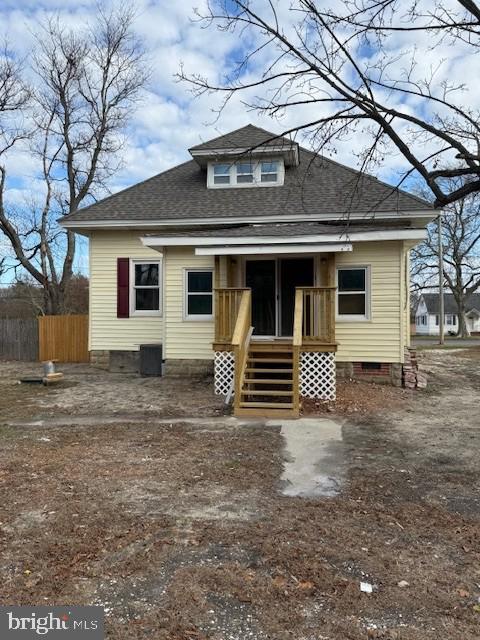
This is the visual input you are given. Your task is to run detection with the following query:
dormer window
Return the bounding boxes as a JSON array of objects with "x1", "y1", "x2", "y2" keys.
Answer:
[
  {"x1": 261, "y1": 161, "x2": 278, "y2": 183},
  {"x1": 207, "y1": 159, "x2": 284, "y2": 188},
  {"x1": 236, "y1": 162, "x2": 254, "y2": 183},
  {"x1": 213, "y1": 163, "x2": 231, "y2": 185}
]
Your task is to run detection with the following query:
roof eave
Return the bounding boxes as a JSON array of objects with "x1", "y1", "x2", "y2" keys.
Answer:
[{"x1": 60, "y1": 209, "x2": 436, "y2": 232}]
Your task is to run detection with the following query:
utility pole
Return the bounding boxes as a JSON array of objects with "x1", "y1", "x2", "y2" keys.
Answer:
[{"x1": 438, "y1": 214, "x2": 444, "y2": 345}]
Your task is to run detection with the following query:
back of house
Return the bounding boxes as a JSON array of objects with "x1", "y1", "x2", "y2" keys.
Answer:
[{"x1": 61, "y1": 124, "x2": 435, "y2": 417}]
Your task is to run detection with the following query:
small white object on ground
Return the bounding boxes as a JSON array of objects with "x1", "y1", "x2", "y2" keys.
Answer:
[
  {"x1": 360, "y1": 582, "x2": 373, "y2": 593},
  {"x1": 397, "y1": 580, "x2": 410, "y2": 588}
]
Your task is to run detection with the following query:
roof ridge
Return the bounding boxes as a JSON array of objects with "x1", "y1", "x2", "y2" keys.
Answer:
[{"x1": 188, "y1": 123, "x2": 296, "y2": 151}]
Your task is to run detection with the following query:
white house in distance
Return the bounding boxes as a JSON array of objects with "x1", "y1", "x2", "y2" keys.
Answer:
[{"x1": 415, "y1": 293, "x2": 480, "y2": 335}]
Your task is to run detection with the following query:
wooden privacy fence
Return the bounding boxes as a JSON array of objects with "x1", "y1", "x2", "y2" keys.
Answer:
[
  {"x1": 0, "y1": 318, "x2": 39, "y2": 361},
  {"x1": 38, "y1": 315, "x2": 89, "y2": 363}
]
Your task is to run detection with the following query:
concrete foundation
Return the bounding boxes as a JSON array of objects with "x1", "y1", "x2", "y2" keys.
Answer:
[
  {"x1": 163, "y1": 359, "x2": 213, "y2": 377},
  {"x1": 109, "y1": 350, "x2": 140, "y2": 373},
  {"x1": 90, "y1": 350, "x2": 110, "y2": 370}
]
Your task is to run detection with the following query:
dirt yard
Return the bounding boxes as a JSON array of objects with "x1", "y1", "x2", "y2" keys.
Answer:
[{"x1": 0, "y1": 351, "x2": 479, "y2": 639}]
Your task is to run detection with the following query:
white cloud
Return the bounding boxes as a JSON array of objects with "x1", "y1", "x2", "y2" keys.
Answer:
[{"x1": 0, "y1": 0, "x2": 477, "y2": 206}]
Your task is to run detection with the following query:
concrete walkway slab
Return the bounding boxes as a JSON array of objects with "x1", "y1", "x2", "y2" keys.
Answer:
[{"x1": 268, "y1": 418, "x2": 346, "y2": 498}]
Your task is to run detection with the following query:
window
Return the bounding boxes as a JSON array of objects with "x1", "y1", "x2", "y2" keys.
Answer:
[
  {"x1": 185, "y1": 269, "x2": 214, "y2": 319},
  {"x1": 261, "y1": 161, "x2": 278, "y2": 182},
  {"x1": 337, "y1": 267, "x2": 369, "y2": 320},
  {"x1": 435, "y1": 314, "x2": 439, "y2": 326},
  {"x1": 131, "y1": 260, "x2": 162, "y2": 315},
  {"x1": 213, "y1": 163, "x2": 231, "y2": 185},
  {"x1": 422, "y1": 315, "x2": 427, "y2": 325},
  {"x1": 236, "y1": 162, "x2": 254, "y2": 183},
  {"x1": 208, "y1": 159, "x2": 284, "y2": 188},
  {"x1": 446, "y1": 314, "x2": 457, "y2": 325}
]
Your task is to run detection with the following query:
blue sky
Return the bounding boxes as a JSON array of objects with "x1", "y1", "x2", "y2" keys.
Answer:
[{"x1": 0, "y1": 0, "x2": 475, "y2": 281}]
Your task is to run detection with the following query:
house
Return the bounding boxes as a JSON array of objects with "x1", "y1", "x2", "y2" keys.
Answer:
[
  {"x1": 61, "y1": 124, "x2": 435, "y2": 417},
  {"x1": 415, "y1": 293, "x2": 480, "y2": 335}
]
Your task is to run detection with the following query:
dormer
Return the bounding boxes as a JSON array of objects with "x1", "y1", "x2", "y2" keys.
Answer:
[
  {"x1": 188, "y1": 124, "x2": 299, "y2": 189},
  {"x1": 206, "y1": 158, "x2": 284, "y2": 188}
]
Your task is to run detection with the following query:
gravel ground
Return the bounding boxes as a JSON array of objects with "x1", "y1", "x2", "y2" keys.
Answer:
[{"x1": 0, "y1": 350, "x2": 479, "y2": 639}]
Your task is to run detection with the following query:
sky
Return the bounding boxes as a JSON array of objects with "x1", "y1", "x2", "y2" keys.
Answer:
[{"x1": 0, "y1": 0, "x2": 477, "y2": 280}]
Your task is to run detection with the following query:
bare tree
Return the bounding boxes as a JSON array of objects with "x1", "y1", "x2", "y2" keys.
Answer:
[
  {"x1": 411, "y1": 182, "x2": 480, "y2": 336},
  {"x1": 180, "y1": 0, "x2": 480, "y2": 207},
  {"x1": 0, "y1": 6, "x2": 148, "y2": 314}
]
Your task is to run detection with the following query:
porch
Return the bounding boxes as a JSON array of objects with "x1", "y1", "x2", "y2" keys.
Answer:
[{"x1": 213, "y1": 254, "x2": 337, "y2": 418}]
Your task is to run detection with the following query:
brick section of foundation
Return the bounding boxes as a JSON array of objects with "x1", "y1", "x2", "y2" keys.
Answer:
[{"x1": 336, "y1": 361, "x2": 403, "y2": 387}]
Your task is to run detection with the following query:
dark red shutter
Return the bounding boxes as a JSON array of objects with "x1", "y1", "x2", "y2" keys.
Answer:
[{"x1": 117, "y1": 258, "x2": 130, "y2": 318}]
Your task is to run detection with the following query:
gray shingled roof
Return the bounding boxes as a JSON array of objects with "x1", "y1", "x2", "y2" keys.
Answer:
[
  {"x1": 189, "y1": 124, "x2": 296, "y2": 151},
  {"x1": 63, "y1": 125, "x2": 433, "y2": 225},
  {"x1": 145, "y1": 221, "x2": 412, "y2": 238},
  {"x1": 422, "y1": 293, "x2": 480, "y2": 314}
]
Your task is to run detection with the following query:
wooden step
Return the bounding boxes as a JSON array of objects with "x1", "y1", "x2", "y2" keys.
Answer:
[
  {"x1": 241, "y1": 389, "x2": 293, "y2": 397},
  {"x1": 234, "y1": 407, "x2": 299, "y2": 418},
  {"x1": 245, "y1": 367, "x2": 292, "y2": 374},
  {"x1": 244, "y1": 378, "x2": 293, "y2": 385},
  {"x1": 249, "y1": 342, "x2": 293, "y2": 350},
  {"x1": 239, "y1": 401, "x2": 294, "y2": 409},
  {"x1": 248, "y1": 357, "x2": 292, "y2": 364}
]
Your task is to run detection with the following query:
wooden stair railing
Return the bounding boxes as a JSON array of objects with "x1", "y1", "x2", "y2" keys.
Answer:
[
  {"x1": 231, "y1": 290, "x2": 253, "y2": 412},
  {"x1": 292, "y1": 289, "x2": 303, "y2": 416}
]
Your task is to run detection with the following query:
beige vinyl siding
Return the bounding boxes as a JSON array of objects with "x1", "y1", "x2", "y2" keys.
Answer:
[
  {"x1": 335, "y1": 241, "x2": 404, "y2": 363},
  {"x1": 164, "y1": 247, "x2": 216, "y2": 360},
  {"x1": 89, "y1": 231, "x2": 164, "y2": 351}
]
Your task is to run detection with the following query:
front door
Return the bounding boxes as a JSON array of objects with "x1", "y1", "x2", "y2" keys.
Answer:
[
  {"x1": 279, "y1": 258, "x2": 314, "y2": 335},
  {"x1": 245, "y1": 259, "x2": 276, "y2": 336},
  {"x1": 245, "y1": 257, "x2": 315, "y2": 337}
]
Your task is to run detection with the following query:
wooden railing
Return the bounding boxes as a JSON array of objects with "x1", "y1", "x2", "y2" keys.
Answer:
[
  {"x1": 293, "y1": 287, "x2": 336, "y2": 414},
  {"x1": 231, "y1": 290, "x2": 253, "y2": 410},
  {"x1": 215, "y1": 288, "x2": 250, "y2": 343},
  {"x1": 294, "y1": 287, "x2": 336, "y2": 345}
]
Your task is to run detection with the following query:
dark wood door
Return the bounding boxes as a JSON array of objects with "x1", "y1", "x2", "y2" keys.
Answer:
[
  {"x1": 280, "y1": 258, "x2": 314, "y2": 336},
  {"x1": 245, "y1": 259, "x2": 276, "y2": 335}
]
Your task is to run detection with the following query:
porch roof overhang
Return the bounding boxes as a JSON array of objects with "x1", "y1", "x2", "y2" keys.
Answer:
[
  {"x1": 194, "y1": 242, "x2": 352, "y2": 256},
  {"x1": 140, "y1": 226, "x2": 426, "y2": 255}
]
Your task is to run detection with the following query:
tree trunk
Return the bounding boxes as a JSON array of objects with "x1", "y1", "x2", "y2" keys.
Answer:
[
  {"x1": 43, "y1": 282, "x2": 61, "y2": 316},
  {"x1": 455, "y1": 298, "x2": 470, "y2": 338}
]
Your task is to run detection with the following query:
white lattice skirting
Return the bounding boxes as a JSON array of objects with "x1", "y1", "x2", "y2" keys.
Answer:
[
  {"x1": 300, "y1": 352, "x2": 336, "y2": 400},
  {"x1": 214, "y1": 351, "x2": 235, "y2": 396}
]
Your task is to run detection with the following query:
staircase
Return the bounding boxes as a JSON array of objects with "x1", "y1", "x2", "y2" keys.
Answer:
[{"x1": 234, "y1": 342, "x2": 299, "y2": 418}]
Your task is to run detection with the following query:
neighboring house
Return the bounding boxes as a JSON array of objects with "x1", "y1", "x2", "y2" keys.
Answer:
[
  {"x1": 61, "y1": 124, "x2": 435, "y2": 417},
  {"x1": 415, "y1": 293, "x2": 480, "y2": 335}
]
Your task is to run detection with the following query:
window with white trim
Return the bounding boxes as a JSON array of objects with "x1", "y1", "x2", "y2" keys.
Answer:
[
  {"x1": 131, "y1": 260, "x2": 162, "y2": 315},
  {"x1": 213, "y1": 163, "x2": 231, "y2": 185},
  {"x1": 184, "y1": 269, "x2": 214, "y2": 319},
  {"x1": 446, "y1": 314, "x2": 456, "y2": 325},
  {"x1": 236, "y1": 162, "x2": 254, "y2": 183},
  {"x1": 261, "y1": 161, "x2": 278, "y2": 182},
  {"x1": 337, "y1": 266, "x2": 369, "y2": 320},
  {"x1": 208, "y1": 159, "x2": 284, "y2": 188}
]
